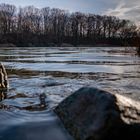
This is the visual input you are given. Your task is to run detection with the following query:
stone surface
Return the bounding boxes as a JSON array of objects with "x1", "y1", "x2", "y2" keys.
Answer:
[
  {"x1": 0, "y1": 63, "x2": 8, "y2": 88},
  {"x1": 55, "y1": 87, "x2": 140, "y2": 140}
]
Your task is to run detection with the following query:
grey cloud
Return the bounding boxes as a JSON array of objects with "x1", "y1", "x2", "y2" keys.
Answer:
[{"x1": 104, "y1": 0, "x2": 140, "y2": 25}]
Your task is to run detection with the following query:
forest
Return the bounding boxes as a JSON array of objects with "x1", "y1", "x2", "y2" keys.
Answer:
[{"x1": 0, "y1": 3, "x2": 140, "y2": 47}]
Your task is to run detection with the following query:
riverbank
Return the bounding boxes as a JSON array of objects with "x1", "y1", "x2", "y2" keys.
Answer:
[
  {"x1": 0, "y1": 44, "x2": 16, "y2": 47},
  {"x1": 0, "y1": 43, "x2": 124, "y2": 47}
]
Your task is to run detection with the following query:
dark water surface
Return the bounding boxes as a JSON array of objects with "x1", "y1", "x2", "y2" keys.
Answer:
[{"x1": 0, "y1": 47, "x2": 140, "y2": 140}]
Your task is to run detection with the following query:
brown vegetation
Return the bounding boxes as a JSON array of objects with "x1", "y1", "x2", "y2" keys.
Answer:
[{"x1": 0, "y1": 3, "x2": 139, "y2": 47}]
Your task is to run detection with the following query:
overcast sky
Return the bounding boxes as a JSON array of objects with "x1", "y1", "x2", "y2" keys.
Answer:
[{"x1": 1, "y1": 0, "x2": 140, "y2": 25}]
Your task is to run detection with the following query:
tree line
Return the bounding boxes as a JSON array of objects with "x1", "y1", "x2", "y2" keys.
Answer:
[{"x1": 0, "y1": 3, "x2": 140, "y2": 47}]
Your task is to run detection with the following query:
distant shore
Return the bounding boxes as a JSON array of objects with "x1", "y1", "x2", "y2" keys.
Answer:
[
  {"x1": 0, "y1": 3, "x2": 139, "y2": 52},
  {"x1": 0, "y1": 43, "x2": 130, "y2": 48}
]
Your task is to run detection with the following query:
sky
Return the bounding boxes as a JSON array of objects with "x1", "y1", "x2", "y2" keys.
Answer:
[{"x1": 1, "y1": 0, "x2": 140, "y2": 25}]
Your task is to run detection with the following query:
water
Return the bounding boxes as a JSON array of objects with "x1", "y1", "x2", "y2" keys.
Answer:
[{"x1": 0, "y1": 47, "x2": 140, "y2": 140}]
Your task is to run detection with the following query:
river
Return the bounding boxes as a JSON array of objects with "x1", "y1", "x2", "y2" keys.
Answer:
[{"x1": 0, "y1": 47, "x2": 140, "y2": 140}]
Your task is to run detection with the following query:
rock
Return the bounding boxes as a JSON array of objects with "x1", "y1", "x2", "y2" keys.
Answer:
[
  {"x1": 39, "y1": 93, "x2": 47, "y2": 108},
  {"x1": 0, "y1": 63, "x2": 8, "y2": 88},
  {"x1": 54, "y1": 87, "x2": 140, "y2": 140}
]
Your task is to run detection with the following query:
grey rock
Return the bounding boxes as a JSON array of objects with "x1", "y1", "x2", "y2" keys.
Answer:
[
  {"x1": 55, "y1": 87, "x2": 140, "y2": 140},
  {"x1": 0, "y1": 63, "x2": 8, "y2": 88}
]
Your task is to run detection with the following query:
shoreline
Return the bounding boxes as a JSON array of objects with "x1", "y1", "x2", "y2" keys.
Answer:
[{"x1": 0, "y1": 43, "x2": 136, "y2": 47}]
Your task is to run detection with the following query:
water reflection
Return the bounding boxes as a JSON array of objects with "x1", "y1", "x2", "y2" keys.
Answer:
[
  {"x1": 0, "y1": 47, "x2": 139, "y2": 140},
  {"x1": 21, "y1": 93, "x2": 47, "y2": 111},
  {"x1": 0, "y1": 89, "x2": 7, "y2": 101},
  {"x1": 0, "y1": 47, "x2": 140, "y2": 108},
  {"x1": 0, "y1": 89, "x2": 11, "y2": 110},
  {"x1": 0, "y1": 92, "x2": 47, "y2": 111}
]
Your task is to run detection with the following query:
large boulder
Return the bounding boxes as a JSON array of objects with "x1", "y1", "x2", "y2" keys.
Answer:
[{"x1": 54, "y1": 87, "x2": 140, "y2": 140}]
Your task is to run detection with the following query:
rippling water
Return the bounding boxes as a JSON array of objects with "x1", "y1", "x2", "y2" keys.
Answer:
[{"x1": 0, "y1": 47, "x2": 140, "y2": 140}]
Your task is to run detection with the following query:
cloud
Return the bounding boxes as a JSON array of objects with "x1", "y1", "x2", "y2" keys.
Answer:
[
  {"x1": 2, "y1": 0, "x2": 140, "y2": 25},
  {"x1": 104, "y1": 0, "x2": 140, "y2": 25}
]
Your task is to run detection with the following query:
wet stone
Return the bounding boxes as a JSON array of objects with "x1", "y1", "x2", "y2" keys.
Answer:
[
  {"x1": 55, "y1": 87, "x2": 140, "y2": 140},
  {"x1": 0, "y1": 63, "x2": 8, "y2": 89}
]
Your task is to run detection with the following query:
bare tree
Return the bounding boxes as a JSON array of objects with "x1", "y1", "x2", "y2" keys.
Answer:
[{"x1": 0, "y1": 3, "x2": 139, "y2": 47}]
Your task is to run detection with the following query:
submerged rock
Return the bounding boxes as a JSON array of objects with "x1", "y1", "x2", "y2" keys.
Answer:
[{"x1": 55, "y1": 87, "x2": 140, "y2": 140}]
